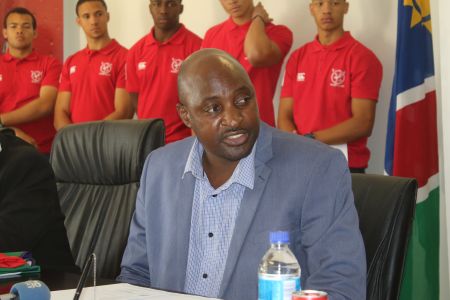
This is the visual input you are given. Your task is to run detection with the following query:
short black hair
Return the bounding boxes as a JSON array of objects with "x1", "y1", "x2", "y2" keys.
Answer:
[
  {"x1": 3, "y1": 7, "x2": 37, "y2": 30},
  {"x1": 76, "y1": 0, "x2": 108, "y2": 16}
]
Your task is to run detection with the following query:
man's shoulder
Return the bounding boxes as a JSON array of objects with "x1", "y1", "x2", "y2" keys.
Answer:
[
  {"x1": 145, "y1": 137, "x2": 194, "y2": 167},
  {"x1": 346, "y1": 34, "x2": 381, "y2": 62},
  {"x1": 63, "y1": 49, "x2": 86, "y2": 65},
  {"x1": 204, "y1": 19, "x2": 230, "y2": 38},
  {"x1": 129, "y1": 34, "x2": 152, "y2": 54},
  {"x1": 265, "y1": 126, "x2": 347, "y2": 170}
]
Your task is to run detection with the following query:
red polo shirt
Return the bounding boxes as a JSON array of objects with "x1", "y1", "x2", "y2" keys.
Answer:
[
  {"x1": 127, "y1": 25, "x2": 202, "y2": 144},
  {"x1": 202, "y1": 18, "x2": 293, "y2": 126},
  {"x1": 281, "y1": 32, "x2": 383, "y2": 168},
  {"x1": 59, "y1": 39, "x2": 127, "y2": 123},
  {"x1": 0, "y1": 51, "x2": 60, "y2": 153}
]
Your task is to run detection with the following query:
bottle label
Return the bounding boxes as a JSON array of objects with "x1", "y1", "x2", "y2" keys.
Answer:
[{"x1": 258, "y1": 274, "x2": 301, "y2": 300}]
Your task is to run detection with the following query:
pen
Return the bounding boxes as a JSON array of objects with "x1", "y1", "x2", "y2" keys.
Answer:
[{"x1": 73, "y1": 253, "x2": 95, "y2": 300}]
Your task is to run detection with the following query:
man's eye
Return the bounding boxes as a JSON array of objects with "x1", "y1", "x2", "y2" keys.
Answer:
[
  {"x1": 205, "y1": 104, "x2": 221, "y2": 113},
  {"x1": 236, "y1": 96, "x2": 251, "y2": 106}
]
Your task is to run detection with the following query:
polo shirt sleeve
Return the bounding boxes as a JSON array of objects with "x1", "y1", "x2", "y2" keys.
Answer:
[
  {"x1": 350, "y1": 47, "x2": 383, "y2": 101},
  {"x1": 41, "y1": 57, "x2": 62, "y2": 88},
  {"x1": 116, "y1": 50, "x2": 127, "y2": 89},
  {"x1": 267, "y1": 25, "x2": 293, "y2": 58},
  {"x1": 58, "y1": 59, "x2": 72, "y2": 92},
  {"x1": 280, "y1": 50, "x2": 299, "y2": 98},
  {"x1": 126, "y1": 47, "x2": 140, "y2": 94}
]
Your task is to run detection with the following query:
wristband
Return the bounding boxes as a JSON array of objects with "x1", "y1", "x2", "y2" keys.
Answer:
[
  {"x1": 304, "y1": 132, "x2": 316, "y2": 139},
  {"x1": 252, "y1": 15, "x2": 265, "y2": 23}
]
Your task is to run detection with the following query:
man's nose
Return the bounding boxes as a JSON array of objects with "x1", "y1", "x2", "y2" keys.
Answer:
[{"x1": 222, "y1": 106, "x2": 243, "y2": 128}]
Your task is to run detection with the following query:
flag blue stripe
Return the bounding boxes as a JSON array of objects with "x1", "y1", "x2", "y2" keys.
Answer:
[{"x1": 385, "y1": 0, "x2": 435, "y2": 175}]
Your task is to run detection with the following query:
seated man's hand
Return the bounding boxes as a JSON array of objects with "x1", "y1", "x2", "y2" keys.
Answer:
[{"x1": 12, "y1": 128, "x2": 37, "y2": 148}]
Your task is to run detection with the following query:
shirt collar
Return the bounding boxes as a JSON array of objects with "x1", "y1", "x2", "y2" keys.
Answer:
[
  {"x1": 183, "y1": 138, "x2": 256, "y2": 191},
  {"x1": 82, "y1": 39, "x2": 119, "y2": 56},
  {"x1": 311, "y1": 31, "x2": 354, "y2": 52},
  {"x1": 145, "y1": 24, "x2": 187, "y2": 47},
  {"x1": 2, "y1": 49, "x2": 38, "y2": 62}
]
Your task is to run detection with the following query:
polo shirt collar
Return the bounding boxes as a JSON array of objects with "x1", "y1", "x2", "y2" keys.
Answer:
[
  {"x1": 311, "y1": 31, "x2": 354, "y2": 52},
  {"x1": 223, "y1": 17, "x2": 252, "y2": 31},
  {"x1": 83, "y1": 39, "x2": 119, "y2": 56},
  {"x1": 2, "y1": 49, "x2": 38, "y2": 62},
  {"x1": 145, "y1": 24, "x2": 187, "y2": 47}
]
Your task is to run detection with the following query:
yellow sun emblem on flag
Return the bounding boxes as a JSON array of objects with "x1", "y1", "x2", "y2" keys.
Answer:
[{"x1": 404, "y1": 0, "x2": 432, "y2": 33}]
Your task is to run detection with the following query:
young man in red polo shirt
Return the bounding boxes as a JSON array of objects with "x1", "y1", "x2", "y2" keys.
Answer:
[
  {"x1": 54, "y1": 0, "x2": 133, "y2": 130},
  {"x1": 127, "y1": 0, "x2": 201, "y2": 144},
  {"x1": 278, "y1": 0, "x2": 382, "y2": 173},
  {"x1": 0, "y1": 7, "x2": 60, "y2": 154},
  {"x1": 202, "y1": 0, "x2": 293, "y2": 127}
]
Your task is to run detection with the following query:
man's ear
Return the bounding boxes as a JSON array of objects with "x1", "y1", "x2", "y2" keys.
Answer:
[
  {"x1": 176, "y1": 103, "x2": 192, "y2": 128},
  {"x1": 2, "y1": 28, "x2": 7, "y2": 40}
]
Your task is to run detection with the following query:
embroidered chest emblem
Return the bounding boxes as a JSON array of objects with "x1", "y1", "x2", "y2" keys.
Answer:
[
  {"x1": 170, "y1": 58, "x2": 183, "y2": 74},
  {"x1": 99, "y1": 62, "x2": 113, "y2": 76},
  {"x1": 330, "y1": 69, "x2": 346, "y2": 88},
  {"x1": 297, "y1": 72, "x2": 306, "y2": 82},
  {"x1": 70, "y1": 66, "x2": 77, "y2": 75},
  {"x1": 31, "y1": 71, "x2": 43, "y2": 83},
  {"x1": 138, "y1": 62, "x2": 147, "y2": 71}
]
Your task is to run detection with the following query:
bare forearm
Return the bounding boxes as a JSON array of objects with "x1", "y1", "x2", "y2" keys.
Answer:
[
  {"x1": 54, "y1": 111, "x2": 72, "y2": 131},
  {"x1": 103, "y1": 110, "x2": 133, "y2": 121},
  {"x1": 1, "y1": 101, "x2": 51, "y2": 126},
  {"x1": 314, "y1": 117, "x2": 374, "y2": 145}
]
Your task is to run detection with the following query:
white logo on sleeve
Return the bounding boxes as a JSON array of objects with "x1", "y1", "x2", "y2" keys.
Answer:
[
  {"x1": 330, "y1": 69, "x2": 346, "y2": 88},
  {"x1": 99, "y1": 62, "x2": 113, "y2": 76},
  {"x1": 31, "y1": 71, "x2": 43, "y2": 83},
  {"x1": 170, "y1": 58, "x2": 183, "y2": 74},
  {"x1": 138, "y1": 62, "x2": 147, "y2": 71},
  {"x1": 70, "y1": 66, "x2": 77, "y2": 75},
  {"x1": 297, "y1": 72, "x2": 306, "y2": 82}
]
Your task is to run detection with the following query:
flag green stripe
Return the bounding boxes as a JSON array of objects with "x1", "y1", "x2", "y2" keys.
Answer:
[{"x1": 400, "y1": 187, "x2": 440, "y2": 299}]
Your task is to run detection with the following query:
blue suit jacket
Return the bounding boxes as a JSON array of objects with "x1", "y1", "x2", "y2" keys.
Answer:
[{"x1": 119, "y1": 123, "x2": 366, "y2": 300}]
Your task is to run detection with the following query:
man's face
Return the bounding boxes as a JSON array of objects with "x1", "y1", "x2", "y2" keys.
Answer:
[
  {"x1": 76, "y1": 1, "x2": 109, "y2": 40},
  {"x1": 219, "y1": 0, "x2": 254, "y2": 19},
  {"x1": 2, "y1": 13, "x2": 36, "y2": 51},
  {"x1": 149, "y1": 0, "x2": 183, "y2": 31},
  {"x1": 178, "y1": 58, "x2": 260, "y2": 165},
  {"x1": 309, "y1": 0, "x2": 349, "y2": 32}
]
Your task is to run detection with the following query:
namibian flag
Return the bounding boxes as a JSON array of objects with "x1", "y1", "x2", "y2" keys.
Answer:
[{"x1": 385, "y1": 0, "x2": 439, "y2": 299}]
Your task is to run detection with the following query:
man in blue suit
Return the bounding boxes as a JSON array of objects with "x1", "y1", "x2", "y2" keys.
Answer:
[{"x1": 118, "y1": 49, "x2": 366, "y2": 299}]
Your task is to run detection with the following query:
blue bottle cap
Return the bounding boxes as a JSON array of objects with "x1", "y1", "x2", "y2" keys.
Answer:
[{"x1": 270, "y1": 231, "x2": 290, "y2": 243}]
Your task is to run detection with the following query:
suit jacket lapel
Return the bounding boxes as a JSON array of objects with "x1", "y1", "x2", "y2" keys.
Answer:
[
  {"x1": 173, "y1": 143, "x2": 196, "y2": 291},
  {"x1": 219, "y1": 123, "x2": 273, "y2": 297}
]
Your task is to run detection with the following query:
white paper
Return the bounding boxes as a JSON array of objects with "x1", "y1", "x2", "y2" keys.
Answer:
[
  {"x1": 50, "y1": 283, "x2": 221, "y2": 300},
  {"x1": 331, "y1": 144, "x2": 348, "y2": 161}
]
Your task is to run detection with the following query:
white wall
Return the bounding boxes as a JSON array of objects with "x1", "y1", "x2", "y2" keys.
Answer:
[
  {"x1": 433, "y1": 0, "x2": 450, "y2": 298},
  {"x1": 64, "y1": 0, "x2": 397, "y2": 175}
]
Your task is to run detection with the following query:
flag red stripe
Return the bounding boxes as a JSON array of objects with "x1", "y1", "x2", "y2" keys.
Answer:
[{"x1": 393, "y1": 91, "x2": 438, "y2": 187}]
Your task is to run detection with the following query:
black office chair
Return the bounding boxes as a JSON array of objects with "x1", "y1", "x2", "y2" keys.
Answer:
[
  {"x1": 351, "y1": 174, "x2": 417, "y2": 300},
  {"x1": 50, "y1": 119, "x2": 165, "y2": 279}
]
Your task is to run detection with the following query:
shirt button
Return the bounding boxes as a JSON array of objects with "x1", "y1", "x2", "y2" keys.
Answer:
[
  {"x1": 203, "y1": 273, "x2": 208, "y2": 279},
  {"x1": 208, "y1": 232, "x2": 214, "y2": 238}
]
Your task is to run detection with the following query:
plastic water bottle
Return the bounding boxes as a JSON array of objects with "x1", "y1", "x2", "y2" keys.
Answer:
[{"x1": 258, "y1": 231, "x2": 301, "y2": 300}]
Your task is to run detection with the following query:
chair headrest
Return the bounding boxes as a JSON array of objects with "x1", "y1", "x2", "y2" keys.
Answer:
[{"x1": 50, "y1": 119, "x2": 165, "y2": 185}]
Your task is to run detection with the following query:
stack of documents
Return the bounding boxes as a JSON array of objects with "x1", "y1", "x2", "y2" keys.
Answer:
[{"x1": 51, "y1": 283, "x2": 222, "y2": 299}]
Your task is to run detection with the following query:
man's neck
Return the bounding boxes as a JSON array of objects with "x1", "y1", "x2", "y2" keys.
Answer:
[
  {"x1": 202, "y1": 155, "x2": 239, "y2": 189},
  {"x1": 87, "y1": 35, "x2": 112, "y2": 51},
  {"x1": 153, "y1": 24, "x2": 182, "y2": 43},
  {"x1": 8, "y1": 47, "x2": 33, "y2": 59},
  {"x1": 317, "y1": 28, "x2": 345, "y2": 46},
  {"x1": 231, "y1": 7, "x2": 254, "y2": 25}
]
